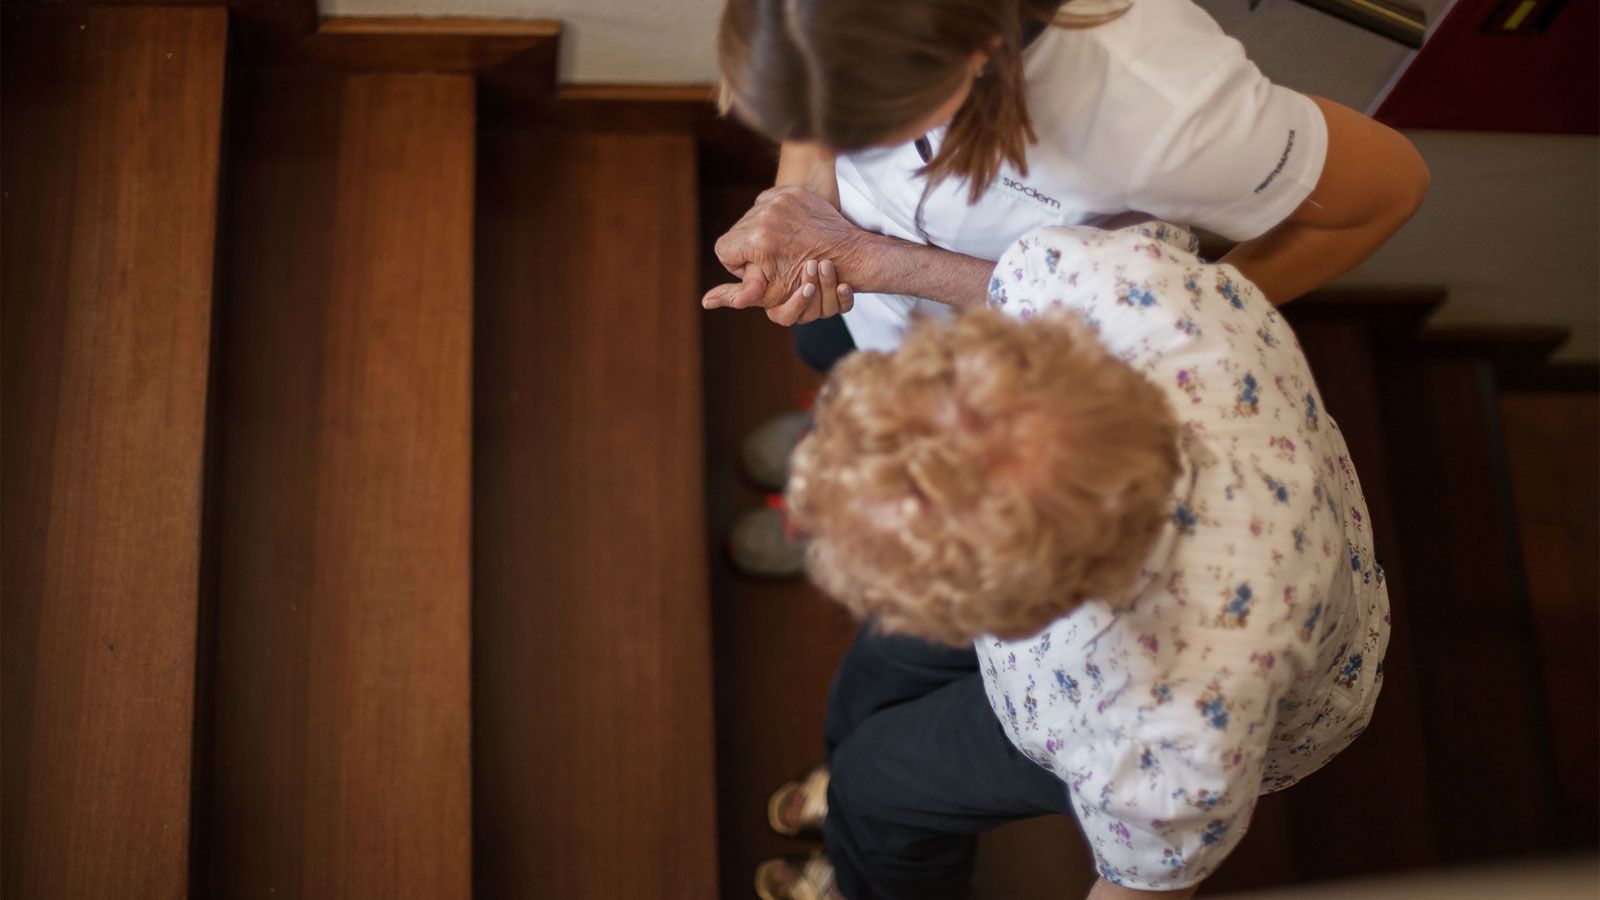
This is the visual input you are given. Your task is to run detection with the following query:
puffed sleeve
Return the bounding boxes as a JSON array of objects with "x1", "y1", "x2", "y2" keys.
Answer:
[{"x1": 1060, "y1": 647, "x2": 1287, "y2": 889}]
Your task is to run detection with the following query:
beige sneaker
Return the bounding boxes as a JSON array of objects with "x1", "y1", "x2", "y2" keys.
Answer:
[
  {"x1": 728, "y1": 500, "x2": 807, "y2": 578},
  {"x1": 741, "y1": 410, "x2": 811, "y2": 491},
  {"x1": 754, "y1": 851, "x2": 840, "y2": 900}
]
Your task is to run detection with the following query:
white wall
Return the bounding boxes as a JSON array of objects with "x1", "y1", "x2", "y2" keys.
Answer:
[
  {"x1": 1193, "y1": 0, "x2": 1453, "y2": 113},
  {"x1": 1196, "y1": 0, "x2": 1599, "y2": 361},
  {"x1": 1340, "y1": 131, "x2": 1599, "y2": 360}
]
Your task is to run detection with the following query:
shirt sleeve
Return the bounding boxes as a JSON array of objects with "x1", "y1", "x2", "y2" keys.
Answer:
[
  {"x1": 1123, "y1": 44, "x2": 1328, "y2": 242},
  {"x1": 1064, "y1": 690, "x2": 1279, "y2": 890},
  {"x1": 985, "y1": 222, "x2": 1199, "y2": 360}
]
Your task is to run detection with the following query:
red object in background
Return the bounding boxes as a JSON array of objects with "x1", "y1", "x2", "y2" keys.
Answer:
[{"x1": 1375, "y1": 0, "x2": 1598, "y2": 133}]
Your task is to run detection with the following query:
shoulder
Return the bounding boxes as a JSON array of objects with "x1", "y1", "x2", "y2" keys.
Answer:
[
  {"x1": 988, "y1": 224, "x2": 1212, "y2": 365},
  {"x1": 990, "y1": 224, "x2": 1202, "y2": 306},
  {"x1": 1028, "y1": 0, "x2": 1251, "y2": 113},
  {"x1": 1020, "y1": 0, "x2": 1251, "y2": 185}
]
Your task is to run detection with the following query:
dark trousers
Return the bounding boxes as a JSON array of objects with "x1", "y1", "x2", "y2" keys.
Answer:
[
  {"x1": 799, "y1": 316, "x2": 1068, "y2": 898},
  {"x1": 794, "y1": 316, "x2": 857, "y2": 375},
  {"x1": 820, "y1": 627, "x2": 1073, "y2": 900}
]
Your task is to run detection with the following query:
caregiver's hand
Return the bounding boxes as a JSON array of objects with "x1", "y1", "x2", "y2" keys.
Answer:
[
  {"x1": 796, "y1": 258, "x2": 855, "y2": 321},
  {"x1": 702, "y1": 186, "x2": 870, "y2": 324}
]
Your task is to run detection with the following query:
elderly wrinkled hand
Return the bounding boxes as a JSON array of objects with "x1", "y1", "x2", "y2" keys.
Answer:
[{"x1": 701, "y1": 186, "x2": 865, "y2": 326}]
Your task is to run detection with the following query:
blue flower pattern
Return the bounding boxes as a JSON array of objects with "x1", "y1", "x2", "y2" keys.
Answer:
[{"x1": 973, "y1": 224, "x2": 1391, "y2": 891}]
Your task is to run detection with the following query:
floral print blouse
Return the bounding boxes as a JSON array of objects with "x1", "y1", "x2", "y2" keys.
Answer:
[{"x1": 978, "y1": 223, "x2": 1390, "y2": 890}]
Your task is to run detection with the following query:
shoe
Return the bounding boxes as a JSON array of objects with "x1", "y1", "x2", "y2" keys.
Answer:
[
  {"x1": 768, "y1": 766, "x2": 829, "y2": 836},
  {"x1": 741, "y1": 409, "x2": 811, "y2": 491},
  {"x1": 728, "y1": 497, "x2": 807, "y2": 578},
  {"x1": 754, "y1": 851, "x2": 837, "y2": 900}
]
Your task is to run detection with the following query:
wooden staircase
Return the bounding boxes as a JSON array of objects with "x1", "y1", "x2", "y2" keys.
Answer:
[
  {"x1": 2, "y1": 6, "x2": 1594, "y2": 898},
  {"x1": 2, "y1": 9, "x2": 229, "y2": 897},
  {"x1": 2, "y1": 9, "x2": 719, "y2": 898}
]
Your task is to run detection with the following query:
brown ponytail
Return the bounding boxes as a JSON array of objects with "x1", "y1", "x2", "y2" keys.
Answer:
[
  {"x1": 718, "y1": 0, "x2": 1123, "y2": 202},
  {"x1": 926, "y1": 9, "x2": 1035, "y2": 203}
]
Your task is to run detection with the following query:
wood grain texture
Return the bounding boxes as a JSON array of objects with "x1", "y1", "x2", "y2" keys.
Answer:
[
  {"x1": 1374, "y1": 349, "x2": 1562, "y2": 860},
  {"x1": 474, "y1": 126, "x2": 719, "y2": 898},
  {"x1": 300, "y1": 17, "x2": 559, "y2": 79},
  {"x1": 11, "y1": 0, "x2": 315, "y2": 55},
  {"x1": 202, "y1": 66, "x2": 475, "y2": 899},
  {"x1": 1498, "y1": 390, "x2": 1600, "y2": 849},
  {"x1": 0, "y1": 8, "x2": 228, "y2": 898},
  {"x1": 697, "y1": 178, "x2": 866, "y2": 899},
  {"x1": 488, "y1": 84, "x2": 781, "y2": 185}
]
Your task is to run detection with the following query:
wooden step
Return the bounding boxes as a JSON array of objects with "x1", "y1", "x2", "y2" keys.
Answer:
[
  {"x1": 472, "y1": 120, "x2": 719, "y2": 897},
  {"x1": 299, "y1": 16, "x2": 560, "y2": 108},
  {"x1": 200, "y1": 64, "x2": 477, "y2": 898},
  {"x1": 1287, "y1": 285, "x2": 1446, "y2": 338},
  {"x1": 1370, "y1": 335, "x2": 1564, "y2": 861},
  {"x1": 1404, "y1": 324, "x2": 1572, "y2": 381},
  {"x1": 696, "y1": 174, "x2": 867, "y2": 898},
  {"x1": 1500, "y1": 361, "x2": 1600, "y2": 394},
  {"x1": 1497, "y1": 380, "x2": 1600, "y2": 850},
  {"x1": 1292, "y1": 309, "x2": 1575, "y2": 865},
  {"x1": 0, "y1": 9, "x2": 229, "y2": 896}
]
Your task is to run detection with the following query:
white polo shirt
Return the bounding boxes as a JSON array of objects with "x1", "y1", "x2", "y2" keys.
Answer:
[{"x1": 836, "y1": 0, "x2": 1328, "y2": 352}]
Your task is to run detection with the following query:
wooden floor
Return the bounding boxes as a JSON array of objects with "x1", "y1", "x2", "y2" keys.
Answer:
[
  {"x1": 1, "y1": 10, "x2": 228, "y2": 897},
  {"x1": 473, "y1": 123, "x2": 719, "y2": 899},
  {"x1": 1499, "y1": 389, "x2": 1600, "y2": 850},
  {"x1": 699, "y1": 173, "x2": 864, "y2": 898},
  {"x1": 202, "y1": 65, "x2": 476, "y2": 899}
]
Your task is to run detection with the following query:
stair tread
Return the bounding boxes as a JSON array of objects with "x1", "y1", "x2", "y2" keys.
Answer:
[
  {"x1": 2, "y1": 8, "x2": 230, "y2": 895},
  {"x1": 1372, "y1": 344, "x2": 1566, "y2": 859},
  {"x1": 474, "y1": 126, "x2": 720, "y2": 898},
  {"x1": 1286, "y1": 286, "x2": 1445, "y2": 340}
]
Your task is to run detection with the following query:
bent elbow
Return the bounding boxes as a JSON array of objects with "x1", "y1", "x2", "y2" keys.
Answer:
[{"x1": 1394, "y1": 135, "x2": 1430, "y2": 220}]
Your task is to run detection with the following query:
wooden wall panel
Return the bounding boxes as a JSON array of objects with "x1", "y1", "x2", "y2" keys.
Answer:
[
  {"x1": 202, "y1": 67, "x2": 475, "y2": 898},
  {"x1": 0, "y1": 9, "x2": 228, "y2": 898},
  {"x1": 474, "y1": 128, "x2": 718, "y2": 898},
  {"x1": 1498, "y1": 389, "x2": 1599, "y2": 849},
  {"x1": 1376, "y1": 353, "x2": 1561, "y2": 860}
]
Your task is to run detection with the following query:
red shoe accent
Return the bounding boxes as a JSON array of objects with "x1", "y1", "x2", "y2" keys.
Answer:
[{"x1": 765, "y1": 493, "x2": 808, "y2": 541}]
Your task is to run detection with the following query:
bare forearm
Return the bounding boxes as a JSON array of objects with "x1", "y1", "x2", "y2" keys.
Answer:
[
  {"x1": 777, "y1": 140, "x2": 840, "y2": 207},
  {"x1": 1219, "y1": 209, "x2": 1411, "y2": 305},
  {"x1": 766, "y1": 149, "x2": 989, "y2": 312},
  {"x1": 847, "y1": 231, "x2": 994, "y2": 310},
  {"x1": 1224, "y1": 95, "x2": 1428, "y2": 305}
]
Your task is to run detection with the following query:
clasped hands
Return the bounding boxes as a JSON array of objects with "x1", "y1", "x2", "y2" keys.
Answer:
[{"x1": 701, "y1": 186, "x2": 867, "y2": 326}]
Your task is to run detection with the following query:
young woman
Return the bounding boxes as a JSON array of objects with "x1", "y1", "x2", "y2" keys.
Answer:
[
  {"x1": 710, "y1": 0, "x2": 1426, "y2": 580},
  {"x1": 705, "y1": 0, "x2": 1427, "y2": 897},
  {"x1": 706, "y1": 0, "x2": 1427, "y2": 330}
]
